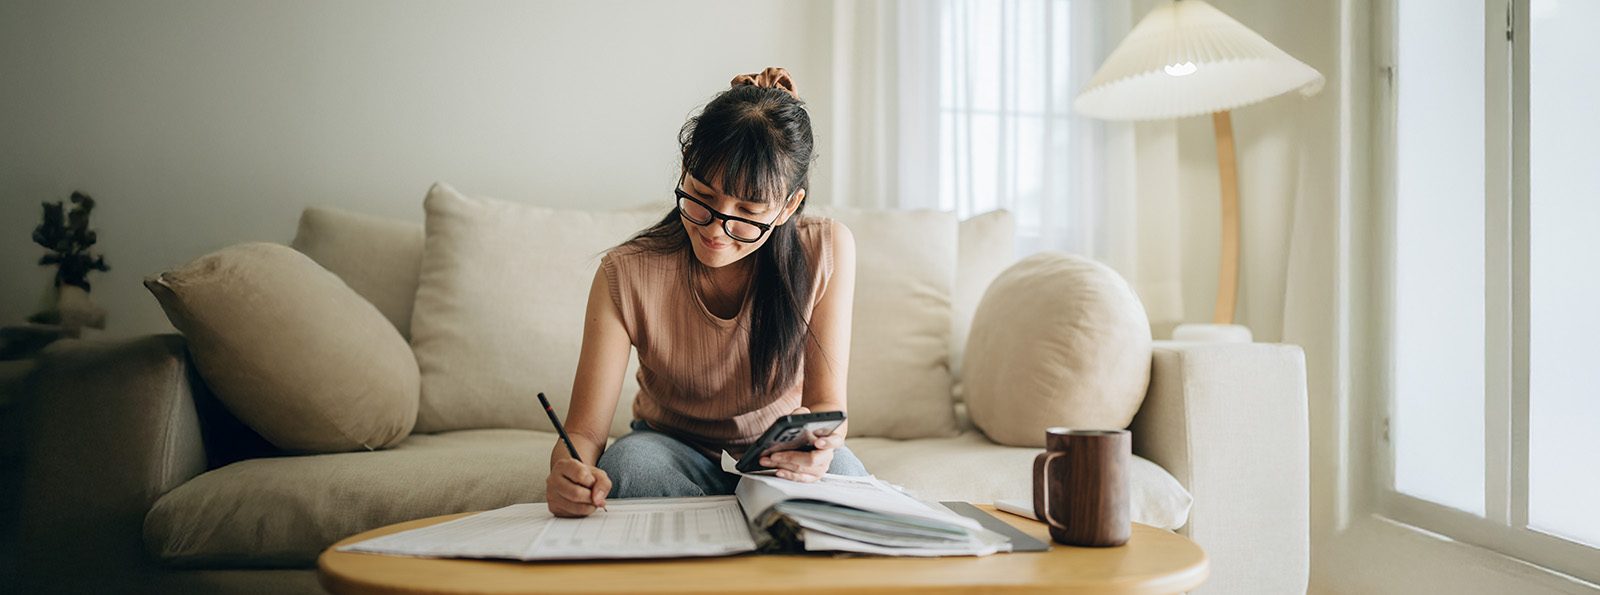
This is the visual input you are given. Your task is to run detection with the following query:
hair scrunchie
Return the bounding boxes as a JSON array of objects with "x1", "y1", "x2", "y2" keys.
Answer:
[{"x1": 730, "y1": 67, "x2": 799, "y2": 100}]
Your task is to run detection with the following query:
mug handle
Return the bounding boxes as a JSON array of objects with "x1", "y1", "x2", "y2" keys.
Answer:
[{"x1": 1032, "y1": 451, "x2": 1067, "y2": 531}]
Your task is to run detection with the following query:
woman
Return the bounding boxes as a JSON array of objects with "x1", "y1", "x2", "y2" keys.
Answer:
[{"x1": 546, "y1": 68, "x2": 864, "y2": 518}]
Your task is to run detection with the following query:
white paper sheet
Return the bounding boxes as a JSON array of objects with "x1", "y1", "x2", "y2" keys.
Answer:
[
  {"x1": 337, "y1": 496, "x2": 757, "y2": 561},
  {"x1": 721, "y1": 451, "x2": 982, "y2": 530},
  {"x1": 993, "y1": 498, "x2": 1039, "y2": 521}
]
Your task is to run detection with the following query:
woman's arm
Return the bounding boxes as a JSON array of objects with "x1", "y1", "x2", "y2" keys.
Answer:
[
  {"x1": 547, "y1": 266, "x2": 633, "y2": 516},
  {"x1": 767, "y1": 220, "x2": 857, "y2": 482},
  {"x1": 801, "y1": 220, "x2": 857, "y2": 419}
]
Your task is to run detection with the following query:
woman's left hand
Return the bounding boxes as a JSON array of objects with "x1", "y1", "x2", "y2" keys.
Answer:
[{"x1": 761, "y1": 406, "x2": 841, "y2": 483}]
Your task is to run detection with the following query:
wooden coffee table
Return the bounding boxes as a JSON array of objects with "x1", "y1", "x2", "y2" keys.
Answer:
[{"x1": 319, "y1": 505, "x2": 1207, "y2": 595}]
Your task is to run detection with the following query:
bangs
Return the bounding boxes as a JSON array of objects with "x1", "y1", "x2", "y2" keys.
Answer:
[{"x1": 682, "y1": 108, "x2": 797, "y2": 205}]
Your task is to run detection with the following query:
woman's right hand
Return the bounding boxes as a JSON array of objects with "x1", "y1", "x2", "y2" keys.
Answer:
[{"x1": 547, "y1": 458, "x2": 611, "y2": 517}]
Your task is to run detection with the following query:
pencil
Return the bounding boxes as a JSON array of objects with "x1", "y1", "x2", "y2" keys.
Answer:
[
  {"x1": 537, "y1": 392, "x2": 583, "y2": 463},
  {"x1": 538, "y1": 393, "x2": 605, "y2": 511}
]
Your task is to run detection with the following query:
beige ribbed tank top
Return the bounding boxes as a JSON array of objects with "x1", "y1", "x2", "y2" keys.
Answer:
[{"x1": 601, "y1": 215, "x2": 834, "y2": 457}]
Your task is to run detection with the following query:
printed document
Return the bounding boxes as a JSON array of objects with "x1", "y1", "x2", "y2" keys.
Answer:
[{"x1": 337, "y1": 496, "x2": 756, "y2": 560}]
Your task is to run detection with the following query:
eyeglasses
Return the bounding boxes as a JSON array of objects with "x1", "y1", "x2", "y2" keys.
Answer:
[{"x1": 674, "y1": 187, "x2": 791, "y2": 243}]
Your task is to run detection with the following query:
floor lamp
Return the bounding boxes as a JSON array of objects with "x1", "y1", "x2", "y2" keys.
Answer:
[{"x1": 1074, "y1": 0, "x2": 1323, "y2": 342}]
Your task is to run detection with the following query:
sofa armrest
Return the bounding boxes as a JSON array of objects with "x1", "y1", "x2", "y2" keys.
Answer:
[
  {"x1": 1130, "y1": 341, "x2": 1309, "y2": 595},
  {"x1": 17, "y1": 334, "x2": 212, "y2": 591}
]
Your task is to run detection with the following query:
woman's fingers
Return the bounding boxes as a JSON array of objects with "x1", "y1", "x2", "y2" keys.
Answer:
[
  {"x1": 765, "y1": 447, "x2": 834, "y2": 482},
  {"x1": 554, "y1": 501, "x2": 596, "y2": 517},
  {"x1": 562, "y1": 483, "x2": 597, "y2": 504},
  {"x1": 548, "y1": 459, "x2": 606, "y2": 517},
  {"x1": 590, "y1": 469, "x2": 611, "y2": 508},
  {"x1": 777, "y1": 469, "x2": 819, "y2": 482},
  {"x1": 557, "y1": 459, "x2": 598, "y2": 486}
]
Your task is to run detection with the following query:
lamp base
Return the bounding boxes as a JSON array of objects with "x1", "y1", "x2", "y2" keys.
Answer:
[{"x1": 1170, "y1": 323, "x2": 1253, "y2": 343}]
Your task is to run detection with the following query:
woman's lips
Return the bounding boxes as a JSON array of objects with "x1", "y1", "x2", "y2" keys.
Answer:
[{"x1": 700, "y1": 234, "x2": 732, "y2": 250}]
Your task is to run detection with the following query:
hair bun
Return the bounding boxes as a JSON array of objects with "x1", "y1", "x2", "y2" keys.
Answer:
[{"x1": 730, "y1": 67, "x2": 799, "y2": 100}]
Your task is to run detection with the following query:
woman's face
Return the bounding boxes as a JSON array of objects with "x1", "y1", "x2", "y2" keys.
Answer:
[{"x1": 679, "y1": 173, "x2": 802, "y2": 269}]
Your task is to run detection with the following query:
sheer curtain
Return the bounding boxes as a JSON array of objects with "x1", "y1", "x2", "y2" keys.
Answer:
[
  {"x1": 917, "y1": 0, "x2": 1122, "y2": 257},
  {"x1": 824, "y1": 0, "x2": 1183, "y2": 326}
]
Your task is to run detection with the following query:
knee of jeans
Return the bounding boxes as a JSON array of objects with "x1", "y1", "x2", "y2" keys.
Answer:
[
  {"x1": 827, "y1": 447, "x2": 870, "y2": 476},
  {"x1": 597, "y1": 435, "x2": 667, "y2": 477},
  {"x1": 598, "y1": 438, "x2": 705, "y2": 498},
  {"x1": 604, "y1": 462, "x2": 706, "y2": 498}
]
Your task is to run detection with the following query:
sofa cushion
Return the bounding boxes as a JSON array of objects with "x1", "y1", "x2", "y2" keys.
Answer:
[
  {"x1": 848, "y1": 431, "x2": 1191, "y2": 531},
  {"x1": 410, "y1": 183, "x2": 656, "y2": 435},
  {"x1": 963, "y1": 252, "x2": 1152, "y2": 447},
  {"x1": 952, "y1": 210, "x2": 1016, "y2": 400},
  {"x1": 144, "y1": 242, "x2": 418, "y2": 453},
  {"x1": 143, "y1": 429, "x2": 554, "y2": 567},
  {"x1": 290, "y1": 206, "x2": 425, "y2": 340},
  {"x1": 806, "y1": 205, "x2": 960, "y2": 439},
  {"x1": 286, "y1": 200, "x2": 1005, "y2": 440}
]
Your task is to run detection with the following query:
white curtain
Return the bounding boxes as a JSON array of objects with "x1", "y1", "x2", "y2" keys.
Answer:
[{"x1": 824, "y1": 0, "x2": 1186, "y2": 329}]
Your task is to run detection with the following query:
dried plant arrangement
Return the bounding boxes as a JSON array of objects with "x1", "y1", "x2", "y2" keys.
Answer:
[
  {"x1": 29, "y1": 191, "x2": 111, "y2": 332},
  {"x1": 33, "y1": 191, "x2": 110, "y2": 291}
]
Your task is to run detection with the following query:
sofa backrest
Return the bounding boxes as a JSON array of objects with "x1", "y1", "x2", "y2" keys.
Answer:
[{"x1": 290, "y1": 196, "x2": 1014, "y2": 439}]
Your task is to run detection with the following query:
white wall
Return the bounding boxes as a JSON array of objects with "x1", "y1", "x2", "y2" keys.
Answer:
[{"x1": 0, "y1": 0, "x2": 828, "y2": 337}]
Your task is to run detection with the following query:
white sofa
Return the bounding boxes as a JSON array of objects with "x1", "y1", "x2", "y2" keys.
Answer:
[{"x1": 16, "y1": 188, "x2": 1309, "y2": 594}]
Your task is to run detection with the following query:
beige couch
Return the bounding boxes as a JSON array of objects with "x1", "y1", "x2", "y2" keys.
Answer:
[{"x1": 16, "y1": 189, "x2": 1309, "y2": 594}]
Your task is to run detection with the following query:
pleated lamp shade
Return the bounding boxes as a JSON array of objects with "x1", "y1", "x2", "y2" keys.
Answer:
[{"x1": 1074, "y1": 0, "x2": 1324, "y2": 121}]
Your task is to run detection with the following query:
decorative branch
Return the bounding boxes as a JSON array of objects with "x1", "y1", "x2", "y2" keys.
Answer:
[{"x1": 32, "y1": 191, "x2": 110, "y2": 291}]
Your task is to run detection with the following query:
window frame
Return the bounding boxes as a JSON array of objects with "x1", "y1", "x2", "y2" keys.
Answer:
[{"x1": 1371, "y1": 0, "x2": 1600, "y2": 584}]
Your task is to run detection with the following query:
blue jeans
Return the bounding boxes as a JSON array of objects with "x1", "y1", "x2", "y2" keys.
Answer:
[{"x1": 598, "y1": 420, "x2": 869, "y2": 498}]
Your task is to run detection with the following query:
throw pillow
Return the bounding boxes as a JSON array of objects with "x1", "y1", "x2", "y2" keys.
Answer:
[
  {"x1": 409, "y1": 183, "x2": 656, "y2": 435},
  {"x1": 144, "y1": 242, "x2": 418, "y2": 453},
  {"x1": 290, "y1": 206, "x2": 425, "y2": 340},
  {"x1": 806, "y1": 205, "x2": 960, "y2": 439},
  {"x1": 963, "y1": 252, "x2": 1152, "y2": 447}
]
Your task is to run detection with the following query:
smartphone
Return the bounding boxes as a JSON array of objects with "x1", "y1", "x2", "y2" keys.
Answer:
[{"x1": 734, "y1": 411, "x2": 847, "y2": 474}]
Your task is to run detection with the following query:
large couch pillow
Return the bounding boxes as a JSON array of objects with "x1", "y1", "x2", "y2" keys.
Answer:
[
  {"x1": 409, "y1": 183, "x2": 655, "y2": 435},
  {"x1": 291, "y1": 206, "x2": 425, "y2": 340},
  {"x1": 145, "y1": 242, "x2": 418, "y2": 453},
  {"x1": 806, "y1": 205, "x2": 959, "y2": 439},
  {"x1": 963, "y1": 252, "x2": 1152, "y2": 447}
]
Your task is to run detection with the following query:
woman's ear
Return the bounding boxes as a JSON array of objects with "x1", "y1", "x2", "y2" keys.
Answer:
[{"x1": 777, "y1": 189, "x2": 805, "y2": 225}]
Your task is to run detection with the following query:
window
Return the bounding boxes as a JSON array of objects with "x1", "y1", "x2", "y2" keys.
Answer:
[
  {"x1": 1379, "y1": 0, "x2": 1600, "y2": 582},
  {"x1": 930, "y1": 0, "x2": 1117, "y2": 257}
]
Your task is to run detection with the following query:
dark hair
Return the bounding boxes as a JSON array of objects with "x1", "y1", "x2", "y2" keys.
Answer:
[{"x1": 624, "y1": 84, "x2": 817, "y2": 397}]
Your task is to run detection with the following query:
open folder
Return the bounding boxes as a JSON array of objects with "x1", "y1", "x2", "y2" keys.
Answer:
[{"x1": 337, "y1": 454, "x2": 1010, "y2": 561}]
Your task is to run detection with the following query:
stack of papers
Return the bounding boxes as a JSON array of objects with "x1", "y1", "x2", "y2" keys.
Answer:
[
  {"x1": 722, "y1": 452, "x2": 1009, "y2": 557},
  {"x1": 336, "y1": 454, "x2": 1011, "y2": 561}
]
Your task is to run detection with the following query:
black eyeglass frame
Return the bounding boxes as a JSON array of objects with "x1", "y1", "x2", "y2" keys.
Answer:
[{"x1": 674, "y1": 186, "x2": 796, "y2": 244}]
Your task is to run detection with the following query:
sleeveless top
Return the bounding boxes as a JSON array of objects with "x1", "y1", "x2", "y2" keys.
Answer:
[{"x1": 601, "y1": 216, "x2": 835, "y2": 457}]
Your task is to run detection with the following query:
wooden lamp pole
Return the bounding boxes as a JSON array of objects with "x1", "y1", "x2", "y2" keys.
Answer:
[{"x1": 1211, "y1": 110, "x2": 1240, "y2": 325}]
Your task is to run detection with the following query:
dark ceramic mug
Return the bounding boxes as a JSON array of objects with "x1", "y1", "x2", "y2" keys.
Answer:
[{"x1": 1032, "y1": 427, "x2": 1131, "y2": 547}]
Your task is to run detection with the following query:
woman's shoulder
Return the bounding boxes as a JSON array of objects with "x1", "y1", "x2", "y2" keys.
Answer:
[
  {"x1": 603, "y1": 239, "x2": 685, "y2": 275},
  {"x1": 794, "y1": 215, "x2": 855, "y2": 280},
  {"x1": 794, "y1": 215, "x2": 830, "y2": 255},
  {"x1": 795, "y1": 214, "x2": 850, "y2": 242},
  {"x1": 795, "y1": 215, "x2": 853, "y2": 254}
]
